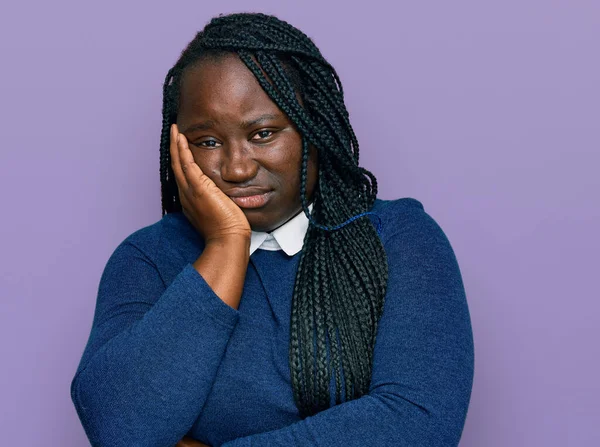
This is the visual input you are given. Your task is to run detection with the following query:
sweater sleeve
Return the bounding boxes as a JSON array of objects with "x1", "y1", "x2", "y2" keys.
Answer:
[
  {"x1": 70, "y1": 240, "x2": 239, "y2": 447},
  {"x1": 222, "y1": 206, "x2": 474, "y2": 447}
]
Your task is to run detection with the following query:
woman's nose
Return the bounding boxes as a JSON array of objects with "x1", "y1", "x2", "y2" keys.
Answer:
[{"x1": 220, "y1": 142, "x2": 259, "y2": 184}]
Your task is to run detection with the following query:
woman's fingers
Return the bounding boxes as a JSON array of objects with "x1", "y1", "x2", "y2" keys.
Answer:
[
  {"x1": 176, "y1": 130, "x2": 209, "y2": 192},
  {"x1": 170, "y1": 123, "x2": 209, "y2": 194}
]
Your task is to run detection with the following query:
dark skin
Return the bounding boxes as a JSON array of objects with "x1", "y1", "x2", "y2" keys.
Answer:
[
  {"x1": 170, "y1": 54, "x2": 318, "y2": 446},
  {"x1": 177, "y1": 54, "x2": 319, "y2": 234},
  {"x1": 175, "y1": 436, "x2": 210, "y2": 447}
]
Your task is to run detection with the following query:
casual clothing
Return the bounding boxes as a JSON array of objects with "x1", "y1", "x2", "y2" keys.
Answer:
[{"x1": 71, "y1": 197, "x2": 474, "y2": 447}]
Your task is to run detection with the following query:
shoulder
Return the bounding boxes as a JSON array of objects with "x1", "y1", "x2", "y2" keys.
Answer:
[
  {"x1": 370, "y1": 197, "x2": 461, "y2": 273},
  {"x1": 112, "y1": 212, "x2": 203, "y2": 270},
  {"x1": 370, "y1": 197, "x2": 435, "y2": 241},
  {"x1": 371, "y1": 196, "x2": 424, "y2": 215}
]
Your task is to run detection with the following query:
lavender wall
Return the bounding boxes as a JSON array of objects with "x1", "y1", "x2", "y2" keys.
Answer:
[{"x1": 1, "y1": 1, "x2": 598, "y2": 445}]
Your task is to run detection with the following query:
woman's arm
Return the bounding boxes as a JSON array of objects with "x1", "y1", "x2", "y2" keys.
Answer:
[
  {"x1": 71, "y1": 126, "x2": 252, "y2": 447},
  {"x1": 221, "y1": 206, "x2": 475, "y2": 447},
  {"x1": 170, "y1": 125, "x2": 251, "y2": 310},
  {"x1": 70, "y1": 240, "x2": 245, "y2": 447}
]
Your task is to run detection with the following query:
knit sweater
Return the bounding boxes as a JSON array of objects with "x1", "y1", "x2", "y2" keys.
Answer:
[{"x1": 71, "y1": 197, "x2": 474, "y2": 447}]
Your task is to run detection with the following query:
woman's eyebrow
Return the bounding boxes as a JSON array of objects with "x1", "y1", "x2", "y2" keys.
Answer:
[
  {"x1": 240, "y1": 113, "x2": 281, "y2": 129},
  {"x1": 182, "y1": 120, "x2": 216, "y2": 133},
  {"x1": 182, "y1": 114, "x2": 282, "y2": 133}
]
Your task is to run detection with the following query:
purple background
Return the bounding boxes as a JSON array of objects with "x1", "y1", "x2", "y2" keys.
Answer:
[{"x1": 1, "y1": 1, "x2": 598, "y2": 445}]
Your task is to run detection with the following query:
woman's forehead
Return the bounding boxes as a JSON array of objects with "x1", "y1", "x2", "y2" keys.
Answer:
[{"x1": 178, "y1": 56, "x2": 284, "y2": 125}]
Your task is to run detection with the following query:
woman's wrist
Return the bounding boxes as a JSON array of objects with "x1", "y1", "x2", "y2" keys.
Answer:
[{"x1": 193, "y1": 235, "x2": 250, "y2": 310}]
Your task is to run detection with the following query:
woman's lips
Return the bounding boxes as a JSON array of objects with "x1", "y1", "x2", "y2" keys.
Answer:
[{"x1": 229, "y1": 191, "x2": 273, "y2": 209}]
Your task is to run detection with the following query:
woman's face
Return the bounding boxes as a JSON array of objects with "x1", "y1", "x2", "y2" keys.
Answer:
[{"x1": 176, "y1": 54, "x2": 318, "y2": 233}]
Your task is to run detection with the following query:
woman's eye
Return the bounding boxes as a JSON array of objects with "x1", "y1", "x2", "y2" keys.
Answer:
[
  {"x1": 195, "y1": 140, "x2": 220, "y2": 148},
  {"x1": 252, "y1": 130, "x2": 274, "y2": 140}
]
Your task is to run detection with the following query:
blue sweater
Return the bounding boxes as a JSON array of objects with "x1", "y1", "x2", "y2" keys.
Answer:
[{"x1": 71, "y1": 198, "x2": 474, "y2": 447}]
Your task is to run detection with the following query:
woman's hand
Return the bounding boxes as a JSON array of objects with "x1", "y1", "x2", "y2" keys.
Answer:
[
  {"x1": 175, "y1": 435, "x2": 211, "y2": 446},
  {"x1": 170, "y1": 124, "x2": 251, "y2": 244},
  {"x1": 171, "y1": 125, "x2": 250, "y2": 309}
]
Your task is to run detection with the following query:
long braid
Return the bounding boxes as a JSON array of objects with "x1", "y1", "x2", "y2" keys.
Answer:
[
  {"x1": 158, "y1": 12, "x2": 389, "y2": 417},
  {"x1": 159, "y1": 67, "x2": 183, "y2": 215}
]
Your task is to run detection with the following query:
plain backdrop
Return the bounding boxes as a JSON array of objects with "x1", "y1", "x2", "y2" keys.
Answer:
[{"x1": 1, "y1": 1, "x2": 598, "y2": 445}]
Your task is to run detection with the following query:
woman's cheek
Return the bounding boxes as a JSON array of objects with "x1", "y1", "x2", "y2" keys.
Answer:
[{"x1": 192, "y1": 153, "x2": 218, "y2": 177}]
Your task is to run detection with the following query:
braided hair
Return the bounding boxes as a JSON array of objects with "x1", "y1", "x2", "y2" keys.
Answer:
[{"x1": 159, "y1": 12, "x2": 388, "y2": 417}]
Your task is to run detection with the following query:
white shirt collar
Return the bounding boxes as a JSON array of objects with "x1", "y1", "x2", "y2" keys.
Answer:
[{"x1": 249, "y1": 203, "x2": 313, "y2": 256}]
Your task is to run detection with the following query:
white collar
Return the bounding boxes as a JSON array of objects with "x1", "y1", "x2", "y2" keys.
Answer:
[{"x1": 249, "y1": 203, "x2": 313, "y2": 256}]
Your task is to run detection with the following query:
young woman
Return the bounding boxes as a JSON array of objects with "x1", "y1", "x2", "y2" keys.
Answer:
[{"x1": 71, "y1": 12, "x2": 474, "y2": 447}]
